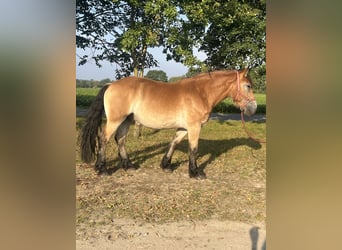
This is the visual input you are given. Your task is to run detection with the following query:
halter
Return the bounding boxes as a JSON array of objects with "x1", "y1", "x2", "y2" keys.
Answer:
[
  {"x1": 233, "y1": 71, "x2": 256, "y2": 110},
  {"x1": 234, "y1": 71, "x2": 266, "y2": 144}
]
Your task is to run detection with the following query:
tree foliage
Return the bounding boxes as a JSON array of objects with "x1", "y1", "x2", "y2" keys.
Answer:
[
  {"x1": 193, "y1": 0, "x2": 266, "y2": 69},
  {"x1": 178, "y1": 0, "x2": 266, "y2": 91},
  {"x1": 76, "y1": 0, "x2": 265, "y2": 90},
  {"x1": 145, "y1": 70, "x2": 168, "y2": 82},
  {"x1": 76, "y1": 0, "x2": 179, "y2": 79}
]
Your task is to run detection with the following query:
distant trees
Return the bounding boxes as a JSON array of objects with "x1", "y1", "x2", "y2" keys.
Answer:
[
  {"x1": 168, "y1": 76, "x2": 185, "y2": 83},
  {"x1": 145, "y1": 70, "x2": 168, "y2": 82},
  {"x1": 76, "y1": 78, "x2": 113, "y2": 88},
  {"x1": 76, "y1": 79, "x2": 90, "y2": 88}
]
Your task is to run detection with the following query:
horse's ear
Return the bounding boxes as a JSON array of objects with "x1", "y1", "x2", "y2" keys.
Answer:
[
  {"x1": 239, "y1": 68, "x2": 249, "y2": 78},
  {"x1": 242, "y1": 68, "x2": 249, "y2": 76}
]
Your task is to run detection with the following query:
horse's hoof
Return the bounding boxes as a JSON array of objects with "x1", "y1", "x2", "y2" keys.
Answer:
[
  {"x1": 95, "y1": 162, "x2": 109, "y2": 175},
  {"x1": 196, "y1": 173, "x2": 207, "y2": 180},
  {"x1": 161, "y1": 160, "x2": 173, "y2": 173},
  {"x1": 189, "y1": 170, "x2": 206, "y2": 179},
  {"x1": 122, "y1": 160, "x2": 139, "y2": 171},
  {"x1": 124, "y1": 166, "x2": 139, "y2": 173},
  {"x1": 162, "y1": 167, "x2": 173, "y2": 173},
  {"x1": 96, "y1": 168, "x2": 110, "y2": 176},
  {"x1": 160, "y1": 156, "x2": 171, "y2": 169}
]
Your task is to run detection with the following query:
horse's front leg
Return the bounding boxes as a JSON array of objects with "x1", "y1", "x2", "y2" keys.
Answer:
[
  {"x1": 187, "y1": 125, "x2": 206, "y2": 179},
  {"x1": 161, "y1": 128, "x2": 187, "y2": 172}
]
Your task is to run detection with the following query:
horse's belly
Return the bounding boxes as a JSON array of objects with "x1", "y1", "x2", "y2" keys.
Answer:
[{"x1": 134, "y1": 112, "x2": 184, "y2": 129}]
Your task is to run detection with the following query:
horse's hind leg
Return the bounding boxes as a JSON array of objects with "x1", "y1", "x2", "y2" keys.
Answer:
[
  {"x1": 161, "y1": 128, "x2": 187, "y2": 172},
  {"x1": 95, "y1": 120, "x2": 120, "y2": 175},
  {"x1": 115, "y1": 114, "x2": 136, "y2": 170}
]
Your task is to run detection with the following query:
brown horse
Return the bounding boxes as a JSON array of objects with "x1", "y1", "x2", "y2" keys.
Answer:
[{"x1": 80, "y1": 69, "x2": 257, "y2": 179}]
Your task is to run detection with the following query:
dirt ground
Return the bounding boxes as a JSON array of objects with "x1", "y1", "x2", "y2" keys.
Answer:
[
  {"x1": 76, "y1": 218, "x2": 265, "y2": 250},
  {"x1": 76, "y1": 118, "x2": 266, "y2": 249},
  {"x1": 76, "y1": 162, "x2": 266, "y2": 250}
]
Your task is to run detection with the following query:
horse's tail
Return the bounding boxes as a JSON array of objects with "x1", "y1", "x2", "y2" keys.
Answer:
[{"x1": 80, "y1": 84, "x2": 110, "y2": 163}]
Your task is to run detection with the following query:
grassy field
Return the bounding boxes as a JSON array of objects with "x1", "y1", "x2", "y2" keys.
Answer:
[
  {"x1": 76, "y1": 87, "x2": 102, "y2": 96},
  {"x1": 76, "y1": 87, "x2": 266, "y2": 113},
  {"x1": 76, "y1": 116, "x2": 266, "y2": 235}
]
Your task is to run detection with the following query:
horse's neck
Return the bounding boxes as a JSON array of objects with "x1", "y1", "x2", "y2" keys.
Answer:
[{"x1": 206, "y1": 76, "x2": 235, "y2": 108}]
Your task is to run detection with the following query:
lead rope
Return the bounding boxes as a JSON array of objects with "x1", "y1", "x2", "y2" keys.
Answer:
[
  {"x1": 240, "y1": 111, "x2": 266, "y2": 144},
  {"x1": 235, "y1": 71, "x2": 265, "y2": 143}
]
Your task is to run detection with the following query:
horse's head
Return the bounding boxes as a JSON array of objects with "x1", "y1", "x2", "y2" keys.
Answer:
[{"x1": 233, "y1": 68, "x2": 257, "y2": 116}]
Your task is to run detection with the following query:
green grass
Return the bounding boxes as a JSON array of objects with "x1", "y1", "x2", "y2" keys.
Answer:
[
  {"x1": 76, "y1": 88, "x2": 101, "y2": 96},
  {"x1": 76, "y1": 118, "x2": 266, "y2": 227},
  {"x1": 76, "y1": 88, "x2": 101, "y2": 107},
  {"x1": 76, "y1": 87, "x2": 266, "y2": 113}
]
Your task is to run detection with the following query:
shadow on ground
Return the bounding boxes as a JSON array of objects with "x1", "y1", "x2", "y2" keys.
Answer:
[
  {"x1": 250, "y1": 226, "x2": 266, "y2": 250},
  {"x1": 105, "y1": 137, "x2": 262, "y2": 174}
]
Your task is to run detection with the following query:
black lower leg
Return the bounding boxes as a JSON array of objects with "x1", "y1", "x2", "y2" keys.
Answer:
[
  {"x1": 95, "y1": 135, "x2": 109, "y2": 175},
  {"x1": 95, "y1": 159, "x2": 108, "y2": 174},
  {"x1": 161, "y1": 144, "x2": 173, "y2": 171},
  {"x1": 116, "y1": 139, "x2": 137, "y2": 170},
  {"x1": 161, "y1": 155, "x2": 172, "y2": 172},
  {"x1": 188, "y1": 147, "x2": 206, "y2": 179},
  {"x1": 119, "y1": 155, "x2": 137, "y2": 170},
  {"x1": 95, "y1": 149, "x2": 108, "y2": 175}
]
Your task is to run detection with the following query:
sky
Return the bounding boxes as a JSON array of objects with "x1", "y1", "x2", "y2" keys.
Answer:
[{"x1": 76, "y1": 47, "x2": 206, "y2": 80}]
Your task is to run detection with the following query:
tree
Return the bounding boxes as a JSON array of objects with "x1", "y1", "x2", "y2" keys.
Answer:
[
  {"x1": 248, "y1": 64, "x2": 266, "y2": 93},
  {"x1": 145, "y1": 70, "x2": 168, "y2": 82},
  {"x1": 204, "y1": 0, "x2": 265, "y2": 69},
  {"x1": 177, "y1": 0, "x2": 265, "y2": 69},
  {"x1": 177, "y1": 0, "x2": 266, "y2": 91},
  {"x1": 76, "y1": 0, "x2": 179, "y2": 79},
  {"x1": 76, "y1": 0, "x2": 265, "y2": 90}
]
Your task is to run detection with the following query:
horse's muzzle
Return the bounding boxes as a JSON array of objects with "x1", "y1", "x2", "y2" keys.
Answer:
[{"x1": 242, "y1": 100, "x2": 257, "y2": 117}]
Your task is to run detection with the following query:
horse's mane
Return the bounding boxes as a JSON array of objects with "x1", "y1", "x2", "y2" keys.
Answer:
[
  {"x1": 194, "y1": 70, "x2": 235, "y2": 78},
  {"x1": 192, "y1": 70, "x2": 254, "y2": 86},
  {"x1": 177, "y1": 70, "x2": 236, "y2": 84}
]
